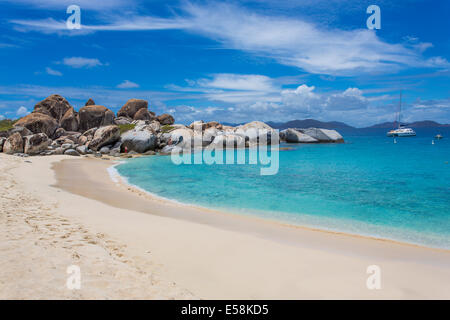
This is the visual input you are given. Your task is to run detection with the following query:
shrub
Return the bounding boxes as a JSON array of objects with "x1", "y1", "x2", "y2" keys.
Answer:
[
  {"x1": 0, "y1": 119, "x2": 16, "y2": 132},
  {"x1": 161, "y1": 125, "x2": 175, "y2": 133},
  {"x1": 118, "y1": 123, "x2": 136, "y2": 134}
]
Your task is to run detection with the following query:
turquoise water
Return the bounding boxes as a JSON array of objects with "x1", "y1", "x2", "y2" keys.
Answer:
[{"x1": 116, "y1": 128, "x2": 450, "y2": 249}]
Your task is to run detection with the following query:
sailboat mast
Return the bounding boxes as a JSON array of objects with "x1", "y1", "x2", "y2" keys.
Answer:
[{"x1": 398, "y1": 91, "x2": 402, "y2": 128}]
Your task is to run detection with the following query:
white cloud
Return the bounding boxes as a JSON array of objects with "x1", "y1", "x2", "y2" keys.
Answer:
[
  {"x1": 169, "y1": 76, "x2": 378, "y2": 125},
  {"x1": 199, "y1": 74, "x2": 276, "y2": 92},
  {"x1": 62, "y1": 57, "x2": 105, "y2": 68},
  {"x1": 0, "y1": 114, "x2": 5, "y2": 120},
  {"x1": 281, "y1": 85, "x2": 320, "y2": 111},
  {"x1": 324, "y1": 87, "x2": 370, "y2": 111},
  {"x1": 16, "y1": 106, "x2": 30, "y2": 117},
  {"x1": 178, "y1": 73, "x2": 280, "y2": 104},
  {"x1": 45, "y1": 67, "x2": 62, "y2": 76},
  {"x1": 0, "y1": 81, "x2": 448, "y2": 127},
  {"x1": 117, "y1": 80, "x2": 140, "y2": 89},
  {"x1": 9, "y1": 2, "x2": 448, "y2": 75}
]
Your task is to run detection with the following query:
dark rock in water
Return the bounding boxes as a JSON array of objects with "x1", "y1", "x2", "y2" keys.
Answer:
[
  {"x1": 7, "y1": 126, "x2": 33, "y2": 137},
  {"x1": 14, "y1": 113, "x2": 59, "y2": 138},
  {"x1": 85, "y1": 98, "x2": 95, "y2": 106},
  {"x1": 78, "y1": 105, "x2": 115, "y2": 132},
  {"x1": 24, "y1": 133, "x2": 51, "y2": 155},
  {"x1": 60, "y1": 107, "x2": 79, "y2": 132},
  {"x1": 0, "y1": 131, "x2": 8, "y2": 138},
  {"x1": 133, "y1": 108, "x2": 155, "y2": 121},
  {"x1": 64, "y1": 149, "x2": 80, "y2": 156},
  {"x1": 117, "y1": 99, "x2": 148, "y2": 119},
  {"x1": 3, "y1": 132, "x2": 24, "y2": 154},
  {"x1": 88, "y1": 125, "x2": 120, "y2": 151},
  {"x1": 157, "y1": 113, "x2": 175, "y2": 125},
  {"x1": 33, "y1": 94, "x2": 72, "y2": 122}
]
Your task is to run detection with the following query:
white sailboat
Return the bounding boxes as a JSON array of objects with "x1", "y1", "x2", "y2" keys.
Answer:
[{"x1": 387, "y1": 92, "x2": 416, "y2": 137}]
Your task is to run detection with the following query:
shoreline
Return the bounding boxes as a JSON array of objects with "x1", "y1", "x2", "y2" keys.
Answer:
[
  {"x1": 109, "y1": 158, "x2": 449, "y2": 252},
  {"x1": 2, "y1": 153, "x2": 450, "y2": 299}
]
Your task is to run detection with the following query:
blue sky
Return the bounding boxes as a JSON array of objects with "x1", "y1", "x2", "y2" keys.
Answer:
[{"x1": 0, "y1": 0, "x2": 449, "y2": 127}]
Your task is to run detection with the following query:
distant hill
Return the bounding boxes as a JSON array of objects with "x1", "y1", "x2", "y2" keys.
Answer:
[
  {"x1": 367, "y1": 120, "x2": 450, "y2": 129},
  {"x1": 221, "y1": 119, "x2": 449, "y2": 129},
  {"x1": 266, "y1": 119, "x2": 354, "y2": 130}
]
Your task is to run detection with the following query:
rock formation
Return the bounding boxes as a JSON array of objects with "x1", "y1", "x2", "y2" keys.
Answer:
[
  {"x1": 133, "y1": 108, "x2": 155, "y2": 121},
  {"x1": 60, "y1": 107, "x2": 79, "y2": 132},
  {"x1": 120, "y1": 126, "x2": 157, "y2": 153},
  {"x1": 33, "y1": 94, "x2": 72, "y2": 122},
  {"x1": 157, "y1": 114, "x2": 175, "y2": 125},
  {"x1": 281, "y1": 128, "x2": 343, "y2": 143},
  {"x1": 14, "y1": 113, "x2": 59, "y2": 138},
  {"x1": 78, "y1": 105, "x2": 115, "y2": 132},
  {"x1": 88, "y1": 125, "x2": 120, "y2": 151},
  {"x1": 1, "y1": 93, "x2": 344, "y2": 158},
  {"x1": 3, "y1": 132, "x2": 24, "y2": 154},
  {"x1": 117, "y1": 99, "x2": 148, "y2": 119},
  {"x1": 24, "y1": 133, "x2": 51, "y2": 155},
  {"x1": 85, "y1": 98, "x2": 95, "y2": 106}
]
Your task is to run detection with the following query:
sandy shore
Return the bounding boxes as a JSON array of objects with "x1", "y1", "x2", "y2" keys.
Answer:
[{"x1": 1, "y1": 153, "x2": 449, "y2": 299}]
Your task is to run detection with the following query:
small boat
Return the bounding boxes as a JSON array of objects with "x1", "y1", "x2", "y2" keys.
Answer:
[
  {"x1": 387, "y1": 125, "x2": 416, "y2": 137},
  {"x1": 387, "y1": 91, "x2": 416, "y2": 137},
  {"x1": 435, "y1": 134, "x2": 443, "y2": 140}
]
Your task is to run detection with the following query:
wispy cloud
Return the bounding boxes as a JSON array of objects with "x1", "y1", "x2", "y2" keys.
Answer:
[
  {"x1": 16, "y1": 106, "x2": 30, "y2": 117},
  {"x1": 45, "y1": 67, "x2": 62, "y2": 76},
  {"x1": 61, "y1": 57, "x2": 106, "y2": 68},
  {"x1": 9, "y1": 2, "x2": 448, "y2": 75},
  {"x1": 117, "y1": 80, "x2": 139, "y2": 89}
]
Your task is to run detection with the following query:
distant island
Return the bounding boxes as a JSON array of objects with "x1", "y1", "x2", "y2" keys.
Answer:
[{"x1": 226, "y1": 119, "x2": 450, "y2": 130}]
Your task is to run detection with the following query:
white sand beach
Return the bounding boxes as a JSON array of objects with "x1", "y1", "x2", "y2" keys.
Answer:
[{"x1": 1, "y1": 153, "x2": 449, "y2": 299}]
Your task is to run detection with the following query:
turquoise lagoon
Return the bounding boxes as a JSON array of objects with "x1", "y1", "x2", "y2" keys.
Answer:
[{"x1": 115, "y1": 128, "x2": 450, "y2": 249}]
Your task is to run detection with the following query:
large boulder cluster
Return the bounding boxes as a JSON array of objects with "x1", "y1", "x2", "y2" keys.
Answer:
[{"x1": 0, "y1": 94, "x2": 344, "y2": 157}]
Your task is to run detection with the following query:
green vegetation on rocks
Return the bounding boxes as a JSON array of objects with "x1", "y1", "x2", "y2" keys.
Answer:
[
  {"x1": 161, "y1": 125, "x2": 174, "y2": 133},
  {"x1": 0, "y1": 119, "x2": 16, "y2": 132},
  {"x1": 118, "y1": 123, "x2": 136, "y2": 134}
]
